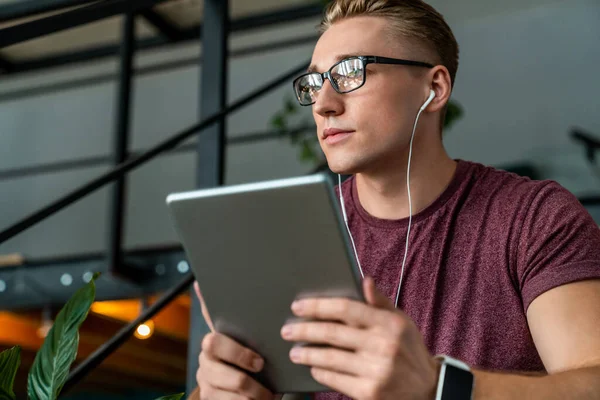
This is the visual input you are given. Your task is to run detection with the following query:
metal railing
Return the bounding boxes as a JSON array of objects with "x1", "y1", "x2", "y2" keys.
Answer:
[{"x1": 0, "y1": 0, "x2": 312, "y2": 394}]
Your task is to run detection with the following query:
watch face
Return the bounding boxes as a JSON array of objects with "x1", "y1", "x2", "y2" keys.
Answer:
[{"x1": 440, "y1": 365, "x2": 474, "y2": 400}]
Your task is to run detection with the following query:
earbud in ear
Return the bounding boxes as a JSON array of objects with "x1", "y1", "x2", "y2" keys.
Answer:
[{"x1": 420, "y1": 89, "x2": 436, "y2": 111}]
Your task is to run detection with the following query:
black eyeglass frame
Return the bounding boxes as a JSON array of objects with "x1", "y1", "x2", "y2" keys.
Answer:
[{"x1": 292, "y1": 55, "x2": 435, "y2": 106}]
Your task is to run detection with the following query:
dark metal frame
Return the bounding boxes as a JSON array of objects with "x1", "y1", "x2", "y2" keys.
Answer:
[
  {"x1": 0, "y1": 51, "x2": 309, "y2": 398},
  {"x1": 0, "y1": 55, "x2": 15, "y2": 73},
  {"x1": 108, "y1": 11, "x2": 135, "y2": 280},
  {"x1": 0, "y1": 246, "x2": 189, "y2": 310},
  {"x1": 0, "y1": 0, "x2": 316, "y2": 394},
  {"x1": 188, "y1": 0, "x2": 229, "y2": 391},
  {"x1": 197, "y1": 0, "x2": 228, "y2": 188}
]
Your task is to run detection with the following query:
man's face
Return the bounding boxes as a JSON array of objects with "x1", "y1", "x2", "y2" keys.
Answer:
[{"x1": 310, "y1": 16, "x2": 430, "y2": 175}]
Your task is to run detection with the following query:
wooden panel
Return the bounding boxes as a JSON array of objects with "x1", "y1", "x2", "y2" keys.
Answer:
[
  {"x1": 89, "y1": 294, "x2": 190, "y2": 340},
  {"x1": 0, "y1": 310, "x2": 187, "y2": 396}
]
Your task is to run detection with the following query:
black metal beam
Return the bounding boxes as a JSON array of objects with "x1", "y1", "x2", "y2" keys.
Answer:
[
  {"x1": 0, "y1": 246, "x2": 187, "y2": 311},
  {"x1": 139, "y1": 8, "x2": 185, "y2": 42},
  {"x1": 187, "y1": 0, "x2": 229, "y2": 392},
  {"x1": 0, "y1": 53, "x2": 15, "y2": 73},
  {"x1": 108, "y1": 12, "x2": 135, "y2": 280},
  {"x1": 0, "y1": 4, "x2": 322, "y2": 75},
  {"x1": 0, "y1": 155, "x2": 110, "y2": 180},
  {"x1": 0, "y1": 0, "x2": 97, "y2": 23},
  {"x1": 0, "y1": 0, "x2": 171, "y2": 49},
  {"x1": 197, "y1": 0, "x2": 228, "y2": 188}
]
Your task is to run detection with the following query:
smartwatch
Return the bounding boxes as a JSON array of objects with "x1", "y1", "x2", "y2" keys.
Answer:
[{"x1": 433, "y1": 355, "x2": 474, "y2": 400}]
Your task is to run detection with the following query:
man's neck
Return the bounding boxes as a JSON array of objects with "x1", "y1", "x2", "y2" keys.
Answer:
[{"x1": 354, "y1": 147, "x2": 457, "y2": 220}]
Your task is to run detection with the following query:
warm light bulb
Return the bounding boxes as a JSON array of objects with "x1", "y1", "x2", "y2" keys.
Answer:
[
  {"x1": 37, "y1": 320, "x2": 52, "y2": 338},
  {"x1": 38, "y1": 306, "x2": 53, "y2": 338},
  {"x1": 134, "y1": 320, "x2": 154, "y2": 340}
]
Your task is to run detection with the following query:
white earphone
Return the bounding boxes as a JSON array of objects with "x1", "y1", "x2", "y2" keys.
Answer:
[
  {"x1": 421, "y1": 89, "x2": 436, "y2": 111},
  {"x1": 339, "y1": 88, "x2": 436, "y2": 307}
]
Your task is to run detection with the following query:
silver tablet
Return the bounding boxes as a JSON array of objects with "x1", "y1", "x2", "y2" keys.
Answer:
[{"x1": 166, "y1": 174, "x2": 364, "y2": 394}]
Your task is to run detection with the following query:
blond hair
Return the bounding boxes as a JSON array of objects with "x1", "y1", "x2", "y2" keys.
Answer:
[{"x1": 320, "y1": 0, "x2": 459, "y2": 88}]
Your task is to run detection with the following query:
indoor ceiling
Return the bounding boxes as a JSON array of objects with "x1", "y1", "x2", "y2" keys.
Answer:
[
  {"x1": 0, "y1": 0, "x2": 319, "y2": 74},
  {"x1": 0, "y1": 0, "x2": 568, "y2": 75}
]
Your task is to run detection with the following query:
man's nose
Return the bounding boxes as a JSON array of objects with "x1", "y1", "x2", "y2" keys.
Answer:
[{"x1": 313, "y1": 78, "x2": 344, "y2": 116}]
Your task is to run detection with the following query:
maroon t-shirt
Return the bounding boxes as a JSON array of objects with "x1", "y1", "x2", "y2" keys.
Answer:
[{"x1": 315, "y1": 160, "x2": 600, "y2": 399}]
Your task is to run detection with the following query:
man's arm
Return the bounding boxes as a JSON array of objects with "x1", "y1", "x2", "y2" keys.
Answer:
[
  {"x1": 473, "y1": 366, "x2": 600, "y2": 399},
  {"x1": 471, "y1": 279, "x2": 600, "y2": 399}
]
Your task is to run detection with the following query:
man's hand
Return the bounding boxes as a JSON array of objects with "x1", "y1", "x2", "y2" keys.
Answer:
[
  {"x1": 198, "y1": 332, "x2": 275, "y2": 400},
  {"x1": 280, "y1": 277, "x2": 439, "y2": 400},
  {"x1": 193, "y1": 282, "x2": 276, "y2": 400}
]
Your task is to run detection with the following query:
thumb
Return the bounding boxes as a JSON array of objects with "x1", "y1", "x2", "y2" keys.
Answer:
[
  {"x1": 363, "y1": 276, "x2": 395, "y2": 310},
  {"x1": 193, "y1": 281, "x2": 215, "y2": 332}
]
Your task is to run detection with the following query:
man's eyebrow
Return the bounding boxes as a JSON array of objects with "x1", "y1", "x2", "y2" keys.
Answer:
[{"x1": 307, "y1": 53, "x2": 362, "y2": 73}]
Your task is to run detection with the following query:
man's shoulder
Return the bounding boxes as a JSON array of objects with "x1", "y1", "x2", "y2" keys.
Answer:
[
  {"x1": 464, "y1": 160, "x2": 561, "y2": 202},
  {"x1": 462, "y1": 160, "x2": 585, "y2": 224}
]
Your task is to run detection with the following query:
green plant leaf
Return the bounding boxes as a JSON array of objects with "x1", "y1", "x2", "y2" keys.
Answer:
[
  {"x1": 154, "y1": 393, "x2": 184, "y2": 400},
  {"x1": 0, "y1": 346, "x2": 21, "y2": 400},
  {"x1": 27, "y1": 273, "x2": 98, "y2": 400},
  {"x1": 443, "y1": 99, "x2": 464, "y2": 130},
  {"x1": 270, "y1": 113, "x2": 286, "y2": 132},
  {"x1": 284, "y1": 96, "x2": 298, "y2": 114},
  {"x1": 300, "y1": 139, "x2": 318, "y2": 163}
]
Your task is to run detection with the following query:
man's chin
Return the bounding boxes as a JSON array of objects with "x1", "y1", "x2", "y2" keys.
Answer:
[{"x1": 326, "y1": 161, "x2": 361, "y2": 176}]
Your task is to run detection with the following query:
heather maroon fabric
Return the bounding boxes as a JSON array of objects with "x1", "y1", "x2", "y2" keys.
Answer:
[{"x1": 315, "y1": 160, "x2": 600, "y2": 399}]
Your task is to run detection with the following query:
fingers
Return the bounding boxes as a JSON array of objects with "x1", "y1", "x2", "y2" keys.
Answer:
[
  {"x1": 310, "y1": 367, "x2": 373, "y2": 400},
  {"x1": 281, "y1": 321, "x2": 367, "y2": 350},
  {"x1": 199, "y1": 387, "x2": 248, "y2": 400},
  {"x1": 363, "y1": 276, "x2": 395, "y2": 310},
  {"x1": 288, "y1": 345, "x2": 366, "y2": 376},
  {"x1": 194, "y1": 281, "x2": 215, "y2": 331},
  {"x1": 281, "y1": 320, "x2": 408, "y2": 360},
  {"x1": 198, "y1": 333, "x2": 273, "y2": 400},
  {"x1": 202, "y1": 332, "x2": 264, "y2": 373},
  {"x1": 199, "y1": 353, "x2": 273, "y2": 400},
  {"x1": 291, "y1": 297, "x2": 389, "y2": 328}
]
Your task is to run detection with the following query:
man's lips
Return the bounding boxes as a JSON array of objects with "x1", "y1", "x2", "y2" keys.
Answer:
[{"x1": 323, "y1": 128, "x2": 354, "y2": 139}]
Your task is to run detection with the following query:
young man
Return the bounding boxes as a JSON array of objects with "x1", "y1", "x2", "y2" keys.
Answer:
[{"x1": 191, "y1": 0, "x2": 600, "y2": 399}]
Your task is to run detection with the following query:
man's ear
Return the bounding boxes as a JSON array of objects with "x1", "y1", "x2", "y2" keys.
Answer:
[{"x1": 426, "y1": 65, "x2": 452, "y2": 113}]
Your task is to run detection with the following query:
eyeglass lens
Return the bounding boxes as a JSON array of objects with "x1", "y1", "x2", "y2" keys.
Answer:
[{"x1": 295, "y1": 58, "x2": 366, "y2": 105}]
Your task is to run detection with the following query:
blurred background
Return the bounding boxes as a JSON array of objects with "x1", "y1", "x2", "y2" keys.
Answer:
[{"x1": 0, "y1": 0, "x2": 598, "y2": 398}]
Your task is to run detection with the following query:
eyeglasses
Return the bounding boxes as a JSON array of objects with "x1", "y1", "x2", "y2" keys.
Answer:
[{"x1": 292, "y1": 55, "x2": 434, "y2": 106}]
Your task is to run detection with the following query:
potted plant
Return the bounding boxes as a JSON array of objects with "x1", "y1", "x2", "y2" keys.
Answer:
[{"x1": 0, "y1": 274, "x2": 184, "y2": 400}]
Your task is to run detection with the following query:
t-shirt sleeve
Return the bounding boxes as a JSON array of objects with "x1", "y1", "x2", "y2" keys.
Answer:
[{"x1": 517, "y1": 181, "x2": 600, "y2": 311}]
